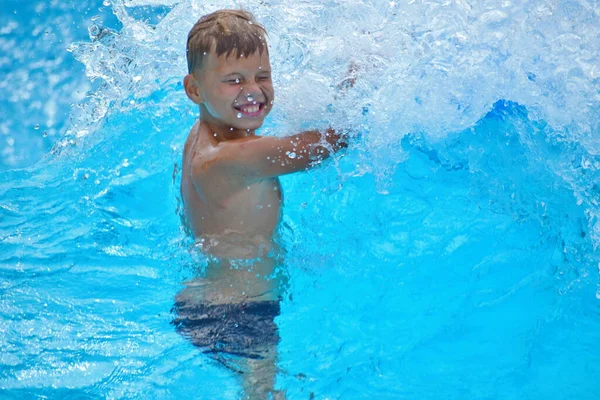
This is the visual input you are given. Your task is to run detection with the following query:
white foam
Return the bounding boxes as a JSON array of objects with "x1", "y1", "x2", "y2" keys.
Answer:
[{"x1": 67, "y1": 0, "x2": 600, "y2": 143}]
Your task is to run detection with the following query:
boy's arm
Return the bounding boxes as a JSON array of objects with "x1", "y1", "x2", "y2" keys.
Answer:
[{"x1": 216, "y1": 129, "x2": 347, "y2": 181}]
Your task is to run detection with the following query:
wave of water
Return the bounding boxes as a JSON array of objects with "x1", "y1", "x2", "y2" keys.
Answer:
[{"x1": 58, "y1": 0, "x2": 600, "y2": 242}]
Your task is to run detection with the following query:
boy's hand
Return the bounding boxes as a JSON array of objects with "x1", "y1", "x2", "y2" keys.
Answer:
[
  {"x1": 307, "y1": 128, "x2": 348, "y2": 162},
  {"x1": 323, "y1": 128, "x2": 349, "y2": 151}
]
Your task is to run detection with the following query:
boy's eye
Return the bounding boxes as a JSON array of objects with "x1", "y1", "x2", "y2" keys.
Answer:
[
  {"x1": 257, "y1": 75, "x2": 271, "y2": 81},
  {"x1": 226, "y1": 78, "x2": 241, "y2": 84}
]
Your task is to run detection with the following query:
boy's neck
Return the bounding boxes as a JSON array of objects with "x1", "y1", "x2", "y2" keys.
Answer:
[{"x1": 199, "y1": 111, "x2": 255, "y2": 142}]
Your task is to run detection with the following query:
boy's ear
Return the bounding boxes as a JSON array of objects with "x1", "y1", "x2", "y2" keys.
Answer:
[{"x1": 184, "y1": 74, "x2": 203, "y2": 105}]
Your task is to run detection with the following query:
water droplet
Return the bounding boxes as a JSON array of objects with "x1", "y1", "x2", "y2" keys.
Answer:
[
  {"x1": 286, "y1": 151, "x2": 297, "y2": 159},
  {"x1": 203, "y1": 51, "x2": 207, "y2": 55},
  {"x1": 91, "y1": 15, "x2": 100, "y2": 21},
  {"x1": 103, "y1": 0, "x2": 110, "y2": 6},
  {"x1": 88, "y1": 25, "x2": 100, "y2": 39},
  {"x1": 33, "y1": 124, "x2": 40, "y2": 130},
  {"x1": 252, "y1": 101, "x2": 257, "y2": 105},
  {"x1": 42, "y1": 131, "x2": 48, "y2": 137},
  {"x1": 258, "y1": 66, "x2": 262, "y2": 70},
  {"x1": 270, "y1": 100, "x2": 274, "y2": 105},
  {"x1": 235, "y1": 78, "x2": 240, "y2": 84},
  {"x1": 230, "y1": 127, "x2": 234, "y2": 131},
  {"x1": 213, "y1": 133, "x2": 217, "y2": 137},
  {"x1": 237, "y1": 113, "x2": 243, "y2": 118},
  {"x1": 248, "y1": 21, "x2": 253, "y2": 25},
  {"x1": 247, "y1": 95, "x2": 254, "y2": 102},
  {"x1": 257, "y1": 205, "x2": 263, "y2": 209}
]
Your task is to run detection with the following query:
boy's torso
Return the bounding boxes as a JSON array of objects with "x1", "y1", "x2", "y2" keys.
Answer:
[{"x1": 180, "y1": 121, "x2": 283, "y2": 259}]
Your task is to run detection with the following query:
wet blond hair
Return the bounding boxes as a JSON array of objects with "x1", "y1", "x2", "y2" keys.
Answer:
[{"x1": 186, "y1": 9, "x2": 268, "y2": 74}]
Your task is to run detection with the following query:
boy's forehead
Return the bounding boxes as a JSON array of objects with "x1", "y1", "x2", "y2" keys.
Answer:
[{"x1": 202, "y1": 50, "x2": 271, "y2": 73}]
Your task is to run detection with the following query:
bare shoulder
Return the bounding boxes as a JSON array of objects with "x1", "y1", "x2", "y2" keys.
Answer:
[
  {"x1": 183, "y1": 121, "x2": 200, "y2": 160},
  {"x1": 184, "y1": 122, "x2": 213, "y2": 167},
  {"x1": 186, "y1": 123, "x2": 235, "y2": 179}
]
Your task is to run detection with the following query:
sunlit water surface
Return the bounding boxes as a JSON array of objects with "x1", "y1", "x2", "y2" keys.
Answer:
[{"x1": 1, "y1": 0, "x2": 599, "y2": 399}]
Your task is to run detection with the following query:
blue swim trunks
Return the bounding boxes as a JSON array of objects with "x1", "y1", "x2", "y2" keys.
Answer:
[{"x1": 172, "y1": 300, "x2": 280, "y2": 360}]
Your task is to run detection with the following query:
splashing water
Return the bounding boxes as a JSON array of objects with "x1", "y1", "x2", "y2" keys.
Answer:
[
  {"x1": 2, "y1": 0, "x2": 600, "y2": 398},
  {"x1": 54, "y1": 0, "x2": 600, "y2": 241}
]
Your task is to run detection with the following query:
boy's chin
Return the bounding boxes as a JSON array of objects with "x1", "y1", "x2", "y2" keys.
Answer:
[{"x1": 234, "y1": 120, "x2": 264, "y2": 131}]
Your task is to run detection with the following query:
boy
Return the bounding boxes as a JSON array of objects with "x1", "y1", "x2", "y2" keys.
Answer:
[{"x1": 173, "y1": 9, "x2": 347, "y2": 399}]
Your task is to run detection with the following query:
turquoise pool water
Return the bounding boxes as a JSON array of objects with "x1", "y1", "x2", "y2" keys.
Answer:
[{"x1": 1, "y1": 1, "x2": 599, "y2": 399}]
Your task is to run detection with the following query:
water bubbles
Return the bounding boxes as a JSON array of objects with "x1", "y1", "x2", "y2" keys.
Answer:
[
  {"x1": 235, "y1": 78, "x2": 241, "y2": 84},
  {"x1": 247, "y1": 95, "x2": 254, "y2": 102},
  {"x1": 42, "y1": 131, "x2": 48, "y2": 137},
  {"x1": 33, "y1": 124, "x2": 40, "y2": 130},
  {"x1": 270, "y1": 100, "x2": 274, "y2": 105},
  {"x1": 213, "y1": 133, "x2": 218, "y2": 137},
  {"x1": 88, "y1": 25, "x2": 100, "y2": 39},
  {"x1": 102, "y1": 0, "x2": 110, "y2": 6},
  {"x1": 230, "y1": 127, "x2": 234, "y2": 131},
  {"x1": 91, "y1": 15, "x2": 100, "y2": 22},
  {"x1": 286, "y1": 151, "x2": 297, "y2": 159},
  {"x1": 237, "y1": 112, "x2": 243, "y2": 118}
]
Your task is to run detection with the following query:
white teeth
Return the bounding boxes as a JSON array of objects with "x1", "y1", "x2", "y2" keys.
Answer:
[{"x1": 241, "y1": 105, "x2": 260, "y2": 113}]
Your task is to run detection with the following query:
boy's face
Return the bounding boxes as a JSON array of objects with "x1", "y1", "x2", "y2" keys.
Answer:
[{"x1": 192, "y1": 50, "x2": 274, "y2": 131}]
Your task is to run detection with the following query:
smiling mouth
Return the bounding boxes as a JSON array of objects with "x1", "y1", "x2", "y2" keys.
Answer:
[{"x1": 234, "y1": 103, "x2": 265, "y2": 117}]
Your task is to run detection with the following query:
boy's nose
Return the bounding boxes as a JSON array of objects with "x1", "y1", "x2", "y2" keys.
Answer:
[{"x1": 241, "y1": 82, "x2": 264, "y2": 99}]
